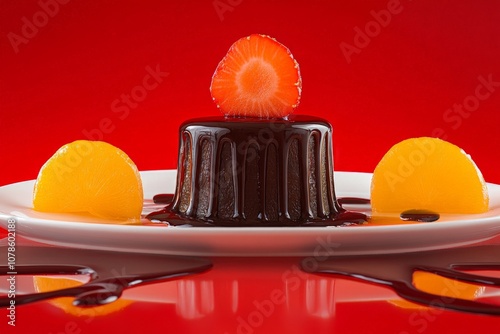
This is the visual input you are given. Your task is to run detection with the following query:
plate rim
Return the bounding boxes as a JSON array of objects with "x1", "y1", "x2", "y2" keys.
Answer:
[
  {"x1": 1, "y1": 169, "x2": 499, "y2": 232},
  {"x1": 1, "y1": 170, "x2": 500, "y2": 256}
]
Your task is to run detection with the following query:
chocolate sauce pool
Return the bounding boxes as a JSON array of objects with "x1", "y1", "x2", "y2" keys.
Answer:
[
  {"x1": 401, "y1": 209, "x2": 440, "y2": 222},
  {"x1": 147, "y1": 200, "x2": 366, "y2": 227},
  {"x1": 148, "y1": 194, "x2": 367, "y2": 227},
  {"x1": 149, "y1": 195, "x2": 442, "y2": 226},
  {"x1": 337, "y1": 197, "x2": 371, "y2": 205}
]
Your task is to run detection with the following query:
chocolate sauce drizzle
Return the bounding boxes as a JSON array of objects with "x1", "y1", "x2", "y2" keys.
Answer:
[
  {"x1": 153, "y1": 193, "x2": 174, "y2": 204},
  {"x1": 147, "y1": 116, "x2": 366, "y2": 227},
  {"x1": 401, "y1": 209, "x2": 440, "y2": 222},
  {"x1": 337, "y1": 197, "x2": 371, "y2": 206},
  {"x1": 302, "y1": 245, "x2": 500, "y2": 316},
  {"x1": 150, "y1": 194, "x2": 366, "y2": 227},
  {"x1": 0, "y1": 246, "x2": 212, "y2": 307},
  {"x1": 147, "y1": 206, "x2": 366, "y2": 227}
]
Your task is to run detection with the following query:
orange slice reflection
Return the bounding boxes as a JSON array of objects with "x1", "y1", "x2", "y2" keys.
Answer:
[{"x1": 33, "y1": 275, "x2": 132, "y2": 317}]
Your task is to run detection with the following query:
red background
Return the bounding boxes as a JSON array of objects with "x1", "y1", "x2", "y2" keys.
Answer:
[
  {"x1": 1, "y1": 0, "x2": 500, "y2": 186},
  {"x1": 1, "y1": 2, "x2": 500, "y2": 333}
]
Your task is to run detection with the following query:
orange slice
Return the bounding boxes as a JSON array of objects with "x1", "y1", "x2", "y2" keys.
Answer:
[
  {"x1": 413, "y1": 271, "x2": 484, "y2": 300},
  {"x1": 33, "y1": 140, "x2": 143, "y2": 220},
  {"x1": 33, "y1": 275, "x2": 132, "y2": 317},
  {"x1": 371, "y1": 137, "x2": 489, "y2": 214},
  {"x1": 390, "y1": 271, "x2": 484, "y2": 309}
]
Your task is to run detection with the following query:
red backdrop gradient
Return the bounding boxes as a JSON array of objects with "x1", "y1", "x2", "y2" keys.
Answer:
[{"x1": 1, "y1": 0, "x2": 500, "y2": 186}]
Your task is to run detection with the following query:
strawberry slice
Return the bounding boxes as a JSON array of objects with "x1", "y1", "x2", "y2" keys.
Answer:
[{"x1": 210, "y1": 34, "x2": 302, "y2": 119}]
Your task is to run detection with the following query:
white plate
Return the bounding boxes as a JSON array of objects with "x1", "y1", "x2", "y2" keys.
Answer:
[{"x1": 1, "y1": 170, "x2": 500, "y2": 257}]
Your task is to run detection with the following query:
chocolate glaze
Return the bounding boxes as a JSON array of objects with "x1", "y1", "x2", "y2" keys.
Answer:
[
  {"x1": 153, "y1": 193, "x2": 174, "y2": 204},
  {"x1": 334, "y1": 198, "x2": 442, "y2": 223},
  {"x1": 401, "y1": 209, "x2": 440, "y2": 222},
  {"x1": 150, "y1": 195, "x2": 450, "y2": 227},
  {"x1": 147, "y1": 207, "x2": 366, "y2": 227},
  {"x1": 147, "y1": 116, "x2": 367, "y2": 227},
  {"x1": 302, "y1": 245, "x2": 500, "y2": 316},
  {"x1": 337, "y1": 197, "x2": 371, "y2": 205},
  {"x1": 0, "y1": 246, "x2": 212, "y2": 307}
]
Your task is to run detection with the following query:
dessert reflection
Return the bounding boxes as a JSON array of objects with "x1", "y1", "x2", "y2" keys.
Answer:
[
  {"x1": 303, "y1": 278, "x2": 336, "y2": 318},
  {"x1": 127, "y1": 260, "x2": 369, "y2": 321},
  {"x1": 172, "y1": 275, "x2": 337, "y2": 320},
  {"x1": 176, "y1": 279, "x2": 215, "y2": 319},
  {"x1": 125, "y1": 261, "x2": 498, "y2": 321}
]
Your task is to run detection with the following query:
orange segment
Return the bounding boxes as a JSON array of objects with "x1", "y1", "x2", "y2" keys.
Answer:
[
  {"x1": 33, "y1": 276, "x2": 132, "y2": 317},
  {"x1": 413, "y1": 271, "x2": 485, "y2": 300},
  {"x1": 371, "y1": 137, "x2": 489, "y2": 214},
  {"x1": 33, "y1": 140, "x2": 143, "y2": 221},
  {"x1": 390, "y1": 271, "x2": 484, "y2": 309}
]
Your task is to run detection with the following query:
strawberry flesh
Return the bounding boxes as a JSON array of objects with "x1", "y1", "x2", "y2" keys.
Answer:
[{"x1": 210, "y1": 34, "x2": 302, "y2": 119}]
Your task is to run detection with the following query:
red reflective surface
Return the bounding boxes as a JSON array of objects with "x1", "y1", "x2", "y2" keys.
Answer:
[
  {"x1": 1, "y1": 0, "x2": 500, "y2": 333},
  {"x1": 1, "y1": 236, "x2": 500, "y2": 334}
]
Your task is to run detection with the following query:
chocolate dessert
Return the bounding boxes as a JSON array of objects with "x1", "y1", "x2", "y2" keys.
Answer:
[
  {"x1": 148, "y1": 116, "x2": 366, "y2": 227},
  {"x1": 148, "y1": 35, "x2": 366, "y2": 226}
]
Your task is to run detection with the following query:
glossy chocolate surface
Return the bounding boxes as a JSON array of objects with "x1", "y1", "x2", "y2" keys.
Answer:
[
  {"x1": 401, "y1": 209, "x2": 440, "y2": 222},
  {"x1": 147, "y1": 116, "x2": 366, "y2": 227}
]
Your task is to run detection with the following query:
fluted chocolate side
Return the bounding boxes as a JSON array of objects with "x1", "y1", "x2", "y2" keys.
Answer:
[{"x1": 168, "y1": 116, "x2": 343, "y2": 226}]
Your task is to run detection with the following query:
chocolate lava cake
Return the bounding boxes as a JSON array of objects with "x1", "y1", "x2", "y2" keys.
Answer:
[{"x1": 153, "y1": 115, "x2": 358, "y2": 226}]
